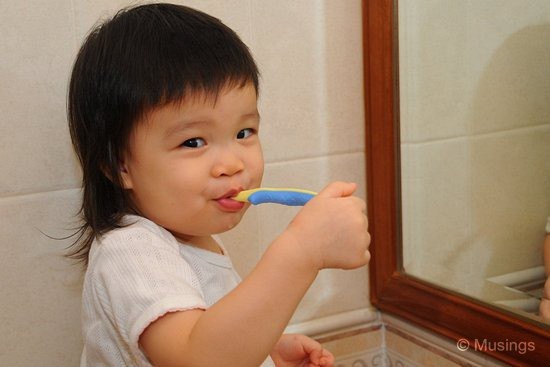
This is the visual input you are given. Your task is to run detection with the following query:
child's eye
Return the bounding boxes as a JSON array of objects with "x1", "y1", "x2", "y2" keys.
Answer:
[
  {"x1": 237, "y1": 128, "x2": 254, "y2": 139},
  {"x1": 182, "y1": 137, "x2": 206, "y2": 148}
]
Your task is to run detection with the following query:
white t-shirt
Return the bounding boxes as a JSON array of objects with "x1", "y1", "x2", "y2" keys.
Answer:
[{"x1": 80, "y1": 215, "x2": 274, "y2": 366}]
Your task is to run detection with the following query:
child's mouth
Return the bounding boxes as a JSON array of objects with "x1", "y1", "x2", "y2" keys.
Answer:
[{"x1": 215, "y1": 189, "x2": 245, "y2": 212}]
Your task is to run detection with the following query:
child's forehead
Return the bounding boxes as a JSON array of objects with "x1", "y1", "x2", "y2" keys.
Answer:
[
  {"x1": 138, "y1": 82, "x2": 258, "y2": 125},
  {"x1": 165, "y1": 81, "x2": 257, "y2": 110}
]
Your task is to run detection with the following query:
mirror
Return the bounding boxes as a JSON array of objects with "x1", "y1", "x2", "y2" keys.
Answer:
[
  {"x1": 398, "y1": 1, "x2": 550, "y2": 325},
  {"x1": 363, "y1": 0, "x2": 550, "y2": 365}
]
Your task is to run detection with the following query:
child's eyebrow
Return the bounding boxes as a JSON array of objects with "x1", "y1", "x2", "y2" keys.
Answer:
[
  {"x1": 243, "y1": 111, "x2": 261, "y2": 122},
  {"x1": 163, "y1": 120, "x2": 210, "y2": 138},
  {"x1": 163, "y1": 112, "x2": 260, "y2": 138}
]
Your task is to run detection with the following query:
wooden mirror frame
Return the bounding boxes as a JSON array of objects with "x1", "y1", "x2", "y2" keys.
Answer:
[{"x1": 362, "y1": 0, "x2": 549, "y2": 365}]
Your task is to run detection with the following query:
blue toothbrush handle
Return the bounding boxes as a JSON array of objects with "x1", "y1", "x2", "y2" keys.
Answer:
[{"x1": 248, "y1": 190, "x2": 315, "y2": 206}]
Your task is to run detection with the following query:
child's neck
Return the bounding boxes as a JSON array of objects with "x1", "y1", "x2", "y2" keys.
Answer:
[{"x1": 181, "y1": 235, "x2": 224, "y2": 255}]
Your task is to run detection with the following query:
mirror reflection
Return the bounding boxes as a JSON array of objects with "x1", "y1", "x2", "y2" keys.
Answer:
[{"x1": 398, "y1": 0, "x2": 550, "y2": 324}]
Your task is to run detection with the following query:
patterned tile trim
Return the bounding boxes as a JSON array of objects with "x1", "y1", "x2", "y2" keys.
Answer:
[
  {"x1": 316, "y1": 324, "x2": 383, "y2": 344},
  {"x1": 385, "y1": 325, "x2": 481, "y2": 367},
  {"x1": 334, "y1": 348, "x2": 387, "y2": 367}
]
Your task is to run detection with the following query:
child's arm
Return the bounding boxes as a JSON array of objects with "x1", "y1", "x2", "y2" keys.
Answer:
[{"x1": 139, "y1": 182, "x2": 370, "y2": 367}]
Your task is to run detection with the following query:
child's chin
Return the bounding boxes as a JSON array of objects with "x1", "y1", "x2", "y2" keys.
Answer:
[{"x1": 217, "y1": 212, "x2": 246, "y2": 232}]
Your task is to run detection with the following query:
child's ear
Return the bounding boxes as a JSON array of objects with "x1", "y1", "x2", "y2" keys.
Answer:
[
  {"x1": 100, "y1": 163, "x2": 133, "y2": 189},
  {"x1": 119, "y1": 163, "x2": 133, "y2": 189}
]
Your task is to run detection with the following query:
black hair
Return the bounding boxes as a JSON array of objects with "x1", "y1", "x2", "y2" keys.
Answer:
[{"x1": 67, "y1": 3, "x2": 259, "y2": 265}]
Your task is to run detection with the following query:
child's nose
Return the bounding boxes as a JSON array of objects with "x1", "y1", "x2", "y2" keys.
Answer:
[{"x1": 211, "y1": 149, "x2": 245, "y2": 177}]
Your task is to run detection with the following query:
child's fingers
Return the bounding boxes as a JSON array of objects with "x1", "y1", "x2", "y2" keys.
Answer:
[
  {"x1": 307, "y1": 348, "x2": 323, "y2": 364},
  {"x1": 307, "y1": 347, "x2": 334, "y2": 366},
  {"x1": 316, "y1": 181, "x2": 357, "y2": 199},
  {"x1": 319, "y1": 348, "x2": 335, "y2": 366}
]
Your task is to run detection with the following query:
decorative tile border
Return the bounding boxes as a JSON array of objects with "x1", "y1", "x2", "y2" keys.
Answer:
[
  {"x1": 316, "y1": 324, "x2": 383, "y2": 344},
  {"x1": 334, "y1": 347, "x2": 422, "y2": 367},
  {"x1": 385, "y1": 325, "x2": 479, "y2": 367},
  {"x1": 334, "y1": 348, "x2": 387, "y2": 367},
  {"x1": 382, "y1": 314, "x2": 508, "y2": 367},
  {"x1": 385, "y1": 349, "x2": 422, "y2": 367},
  {"x1": 290, "y1": 309, "x2": 506, "y2": 367}
]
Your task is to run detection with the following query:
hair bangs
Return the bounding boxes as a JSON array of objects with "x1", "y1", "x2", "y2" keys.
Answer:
[{"x1": 120, "y1": 4, "x2": 259, "y2": 116}]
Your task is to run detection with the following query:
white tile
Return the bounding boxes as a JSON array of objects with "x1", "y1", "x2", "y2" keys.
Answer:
[
  {"x1": 73, "y1": 0, "x2": 252, "y2": 44},
  {"x1": 0, "y1": 190, "x2": 83, "y2": 365},
  {"x1": 467, "y1": 24, "x2": 550, "y2": 135},
  {"x1": 171, "y1": 0, "x2": 253, "y2": 44},
  {"x1": 251, "y1": 1, "x2": 334, "y2": 162},
  {"x1": 469, "y1": 127, "x2": 550, "y2": 275},
  {"x1": 398, "y1": 0, "x2": 471, "y2": 142},
  {"x1": 399, "y1": 1, "x2": 550, "y2": 142},
  {"x1": 401, "y1": 139, "x2": 471, "y2": 290},
  {"x1": 0, "y1": 0, "x2": 80, "y2": 196},
  {"x1": 293, "y1": 266, "x2": 369, "y2": 323},
  {"x1": 73, "y1": 0, "x2": 140, "y2": 42},
  {"x1": 402, "y1": 125, "x2": 550, "y2": 301},
  {"x1": 322, "y1": 0, "x2": 364, "y2": 154}
]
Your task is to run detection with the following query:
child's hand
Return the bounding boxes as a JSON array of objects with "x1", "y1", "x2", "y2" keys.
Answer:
[
  {"x1": 271, "y1": 334, "x2": 334, "y2": 367},
  {"x1": 285, "y1": 181, "x2": 370, "y2": 270}
]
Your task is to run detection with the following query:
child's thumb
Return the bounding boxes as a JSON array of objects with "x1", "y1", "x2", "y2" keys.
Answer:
[{"x1": 317, "y1": 181, "x2": 357, "y2": 198}]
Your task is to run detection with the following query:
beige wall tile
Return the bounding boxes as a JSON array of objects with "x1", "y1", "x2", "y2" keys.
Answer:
[
  {"x1": 468, "y1": 2, "x2": 550, "y2": 135},
  {"x1": 0, "y1": 1, "x2": 80, "y2": 196},
  {"x1": 403, "y1": 125, "x2": 550, "y2": 298},
  {"x1": 399, "y1": 0, "x2": 550, "y2": 142},
  {"x1": 469, "y1": 127, "x2": 549, "y2": 275},
  {"x1": 73, "y1": 0, "x2": 253, "y2": 45},
  {"x1": 401, "y1": 139, "x2": 471, "y2": 291},
  {"x1": 0, "y1": 190, "x2": 82, "y2": 365},
  {"x1": 252, "y1": 1, "x2": 329, "y2": 162},
  {"x1": 317, "y1": 0, "x2": 365, "y2": 155},
  {"x1": 252, "y1": 1, "x2": 364, "y2": 162},
  {"x1": 398, "y1": 0, "x2": 470, "y2": 142}
]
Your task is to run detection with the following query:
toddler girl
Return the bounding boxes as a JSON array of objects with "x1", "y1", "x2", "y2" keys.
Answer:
[{"x1": 68, "y1": 3, "x2": 370, "y2": 366}]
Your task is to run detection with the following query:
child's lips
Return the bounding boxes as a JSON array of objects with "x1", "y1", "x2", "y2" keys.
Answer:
[
  {"x1": 216, "y1": 197, "x2": 245, "y2": 211},
  {"x1": 215, "y1": 188, "x2": 245, "y2": 211}
]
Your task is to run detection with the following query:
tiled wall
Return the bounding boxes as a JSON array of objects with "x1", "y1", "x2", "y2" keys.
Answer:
[
  {"x1": 399, "y1": 0, "x2": 550, "y2": 300},
  {"x1": 0, "y1": 1, "x2": 366, "y2": 365}
]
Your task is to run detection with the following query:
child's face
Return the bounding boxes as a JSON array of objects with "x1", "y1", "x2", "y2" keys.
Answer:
[{"x1": 121, "y1": 83, "x2": 263, "y2": 245}]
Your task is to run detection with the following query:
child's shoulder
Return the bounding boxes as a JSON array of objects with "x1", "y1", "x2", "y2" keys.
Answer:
[
  {"x1": 90, "y1": 215, "x2": 178, "y2": 259},
  {"x1": 109, "y1": 214, "x2": 171, "y2": 238}
]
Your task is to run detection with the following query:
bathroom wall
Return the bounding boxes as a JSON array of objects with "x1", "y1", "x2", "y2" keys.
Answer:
[
  {"x1": 0, "y1": 0, "x2": 368, "y2": 365},
  {"x1": 399, "y1": 0, "x2": 550, "y2": 300}
]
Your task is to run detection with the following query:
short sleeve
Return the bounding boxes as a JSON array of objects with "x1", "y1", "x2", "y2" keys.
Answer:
[{"x1": 90, "y1": 226, "x2": 207, "y2": 363}]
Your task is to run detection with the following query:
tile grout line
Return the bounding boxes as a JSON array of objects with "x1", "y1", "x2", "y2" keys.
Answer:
[{"x1": 0, "y1": 186, "x2": 81, "y2": 201}]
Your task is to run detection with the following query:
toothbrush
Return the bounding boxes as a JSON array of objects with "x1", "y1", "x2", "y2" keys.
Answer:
[{"x1": 232, "y1": 188, "x2": 317, "y2": 206}]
